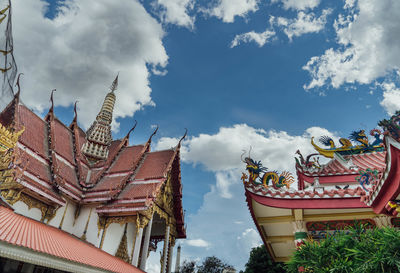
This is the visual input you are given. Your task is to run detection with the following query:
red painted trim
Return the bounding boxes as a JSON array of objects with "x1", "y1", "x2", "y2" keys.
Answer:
[
  {"x1": 244, "y1": 191, "x2": 276, "y2": 260},
  {"x1": 371, "y1": 144, "x2": 400, "y2": 214},
  {"x1": 247, "y1": 190, "x2": 368, "y2": 209}
]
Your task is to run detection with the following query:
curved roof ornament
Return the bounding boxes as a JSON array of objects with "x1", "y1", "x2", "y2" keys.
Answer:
[
  {"x1": 124, "y1": 120, "x2": 138, "y2": 140},
  {"x1": 14, "y1": 73, "x2": 23, "y2": 98},
  {"x1": 177, "y1": 128, "x2": 187, "y2": 148},
  {"x1": 72, "y1": 101, "x2": 78, "y2": 123},
  {"x1": 49, "y1": 89, "x2": 56, "y2": 114},
  {"x1": 110, "y1": 73, "x2": 119, "y2": 93}
]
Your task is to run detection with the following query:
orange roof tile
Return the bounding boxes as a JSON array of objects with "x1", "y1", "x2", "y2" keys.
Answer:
[
  {"x1": 0, "y1": 206, "x2": 143, "y2": 273},
  {"x1": 135, "y1": 150, "x2": 175, "y2": 180},
  {"x1": 18, "y1": 105, "x2": 48, "y2": 159},
  {"x1": 108, "y1": 145, "x2": 144, "y2": 173},
  {"x1": 52, "y1": 119, "x2": 75, "y2": 164}
]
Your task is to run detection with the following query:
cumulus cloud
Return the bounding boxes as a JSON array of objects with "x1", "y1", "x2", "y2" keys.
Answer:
[
  {"x1": 155, "y1": 124, "x2": 335, "y2": 269},
  {"x1": 13, "y1": 0, "x2": 168, "y2": 129},
  {"x1": 186, "y1": 239, "x2": 210, "y2": 247},
  {"x1": 152, "y1": 0, "x2": 195, "y2": 29},
  {"x1": 303, "y1": 0, "x2": 400, "y2": 90},
  {"x1": 204, "y1": 0, "x2": 260, "y2": 23},
  {"x1": 230, "y1": 29, "x2": 275, "y2": 48},
  {"x1": 274, "y1": 9, "x2": 332, "y2": 41},
  {"x1": 379, "y1": 82, "x2": 400, "y2": 116},
  {"x1": 271, "y1": 0, "x2": 320, "y2": 10}
]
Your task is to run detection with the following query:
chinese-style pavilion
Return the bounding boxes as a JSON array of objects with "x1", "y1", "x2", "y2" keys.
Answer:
[
  {"x1": 242, "y1": 114, "x2": 400, "y2": 262},
  {"x1": 0, "y1": 76, "x2": 186, "y2": 273}
]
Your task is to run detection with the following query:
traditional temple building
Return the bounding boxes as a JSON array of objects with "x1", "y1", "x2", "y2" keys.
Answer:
[
  {"x1": 242, "y1": 114, "x2": 400, "y2": 262},
  {"x1": 0, "y1": 76, "x2": 186, "y2": 273}
]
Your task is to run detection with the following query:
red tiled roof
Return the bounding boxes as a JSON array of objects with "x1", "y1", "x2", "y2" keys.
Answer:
[
  {"x1": 22, "y1": 155, "x2": 51, "y2": 183},
  {"x1": 108, "y1": 145, "x2": 144, "y2": 174},
  {"x1": 245, "y1": 181, "x2": 366, "y2": 199},
  {"x1": 0, "y1": 206, "x2": 143, "y2": 273},
  {"x1": 93, "y1": 174, "x2": 131, "y2": 191},
  {"x1": 18, "y1": 105, "x2": 48, "y2": 159},
  {"x1": 117, "y1": 180, "x2": 163, "y2": 200},
  {"x1": 54, "y1": 157, "x2": 80, "y2": 188},
  {"x1": 135, "y1": 150, "x2": 175, "y2": 180},
  {"x1": 52, "y1": 119, "x2": 75, "y2": 164},
  {"x1": 301, "y1": 151, "x2": 387, "y2": 176}
]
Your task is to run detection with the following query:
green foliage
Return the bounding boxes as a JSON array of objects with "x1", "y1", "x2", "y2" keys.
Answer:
[
  {"x1": 241, "y1": 245, "x2": 286, "y2": 273},
  {"x1": 286, "y1": 226, "x2": 400, "y2": 273},
  {"x1": 180, "y1": 260, "x2": 196, "y2": 273},
  {"x1": 197, "y1": 256, "x2": 233, "y2": 273}
]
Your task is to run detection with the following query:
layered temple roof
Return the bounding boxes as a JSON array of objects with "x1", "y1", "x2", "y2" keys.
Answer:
[
  {"x1": 0, "y1": 83, "x2": 185, "y2": 238},
  {"x1": 242, "y1": 112, "x2": 400, "y2": 261}
]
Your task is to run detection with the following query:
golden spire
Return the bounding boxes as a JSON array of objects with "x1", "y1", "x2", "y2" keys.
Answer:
[{"x1": 82, "y1": 75, "x2": 118, "y2": 161}]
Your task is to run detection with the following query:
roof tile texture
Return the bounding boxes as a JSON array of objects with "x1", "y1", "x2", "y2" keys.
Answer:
[
  {"x1": 0, "y1": 206, "x2": 143, "y2": 273},
  {"x1": 135, "y1": 150, "x2": 175, "y2": 180}
]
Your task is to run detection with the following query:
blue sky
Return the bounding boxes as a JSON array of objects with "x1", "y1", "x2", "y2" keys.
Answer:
[{"x1": 4, "y1": 0, "x2": 400, "y2": 272}]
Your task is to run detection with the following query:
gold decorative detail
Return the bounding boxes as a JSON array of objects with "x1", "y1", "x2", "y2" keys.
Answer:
[
  {"x1": 0, "y1": 124, "x2": 24, "y2": 153},
  {"x1": 115, "y1": 223, "x2": 130, "y2": 263},
  {"x1": 73, "y1": 205, "x2": 81, "y2": 226},
  {"x1": 1, "y1": 190, "x2": 58, "y2": 222},
  {"x1": 152, "y1": 175, "x2": 178, "y2": 236}
]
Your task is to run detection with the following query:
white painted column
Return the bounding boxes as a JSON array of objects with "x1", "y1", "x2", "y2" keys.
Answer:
[
  {"x1": 175, "y1": 245, "x2": 181, "y2": 273},
  {"x1": 161, "y1": 225, "x2": 170, "y2": 273},
  {"x1": 140, "y1": 215, "x2": 154, "y2": 270},
  {"x1": 132, "y1": 227, "x2": 144, "y2": 267},
  {"x1": 167, "y1": 243, "x2": 174, "y2": 273}
]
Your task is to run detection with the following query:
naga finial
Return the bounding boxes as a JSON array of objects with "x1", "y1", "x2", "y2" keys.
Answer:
[{"x1": 110, "y1": 73, "x2": 119, "y2": 92}]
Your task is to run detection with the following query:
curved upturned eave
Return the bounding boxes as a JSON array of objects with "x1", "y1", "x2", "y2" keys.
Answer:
[
  {"x1": 370, "y1": 137, "x2": 400, "y2": 214},
  {"x1": 245, "y1": 189, "x2": 368, "y2": 209}
]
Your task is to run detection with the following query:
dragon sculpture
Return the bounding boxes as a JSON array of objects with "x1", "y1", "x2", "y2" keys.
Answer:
[
  {"x1": 295, "y1": 150, "x2": 321, "y2": 170},
  {"x1": 355, "y1": 168, "x2": 379, "y2": 192},
  {"x1": 379, "y1": 111, "x2": 400, "y2": 141},
  {"x1": 311, "y1": 129, "x2": 384, "y2": 158},
  {"x1": 242, "y1": 157, "x2": 294, "y2": 190}
]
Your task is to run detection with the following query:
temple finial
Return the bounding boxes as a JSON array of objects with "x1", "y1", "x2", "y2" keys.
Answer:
[
  {"x1": 110, "y1": 73, "x2": 119, "y2": 93},
  {"x1": 73, "y1": 101, "x2": 78, "y2": 123},
  {"x1": 14, "y1": 73, "x2": 23, "y2": 98},
  {"x1": 49, "y1": 89, "x2": 56, "y2": 113},
  {"x1": 124, "y1": 120, "x2": 138, "y2": 140},
  {"x1": 177, "y1": 128, "x2": 188, "y2": 148}
]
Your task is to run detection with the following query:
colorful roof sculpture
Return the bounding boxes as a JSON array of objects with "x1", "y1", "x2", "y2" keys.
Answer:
[
  {"x1": 242, "y1": 112, "x2": 400, "y2": 261},
  {"x1": 0, "y1": 204, "x2": 143, "y2": 273},
  {"x1": 0, "y1": 81, "x2": 186, "y2": 238}
]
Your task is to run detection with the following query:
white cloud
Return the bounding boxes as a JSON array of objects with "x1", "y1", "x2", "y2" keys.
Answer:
[
  {"x1": 13, "y1": 0, "x2": 168, "y2": 129},
  {"x1": 230, "y1": 29, "x2": 275, "y2": 48},
  {"x1": 271, "y1": 0, "x2": 320, "y2": 10},
  {"x1": 379, "y1": 82, "x2": 400, "y2": 116},
  {"x1": 275, "y1": 9, "x2": 332, "y2": 41},
  {"x1": 186, "y1": 239, "x2": 210, "y2": 247},
  {"x1": 303, "y1": 0, "x2": 400, "y2": 90},
  {"x1": 153, "y1": 0, "x2": 195, "y2": 29},
  {"x1": 155, "y1": 124, "x2": 335, "y2": 270},
  {"x1": 205, "y1": 0, "x2": 260, "y2": 23}
]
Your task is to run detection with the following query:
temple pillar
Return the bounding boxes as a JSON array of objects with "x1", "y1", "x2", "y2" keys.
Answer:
[
  {"x1": 167, "y1": 241, "x2": 174, "y2": 273},
  {"x1": 175, "y1": 245, "x2": 181, "y2": 273},
  {"x1": 132, "y1": 227, "x2": 144, "y2": 267},
  {"x1": 139, "y1": 214, "x2": 154, "y2": 271},
  {"x1": 161, "y1": 225, "x2": 170, "y2": 273},
  {"x1": 374, "y1": 215, "x2": 393, "y2": 228},
  {"x1": 292, "y1": 220, "x2": 307, "y2": 248}
]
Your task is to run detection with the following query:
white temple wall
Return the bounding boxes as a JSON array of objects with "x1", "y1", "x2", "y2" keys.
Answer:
[
  {"x1": 85, "y1": 210, "x2": 100, "y2": 247},
  {"x1": 47, "y1": 204, "x2": 65, "y2": 228},
  {"x1": 126, "y1": 222, "x2": 136, "y2": 259},
  {"x1": 58, "y1": 201, "x2": 78, "y2": 235},
  {"x1": 102, "y1": 222, "x2": 125, "y2": 256},
  {"x1": 12, "y1": 201, "x2": 42, "y2": 222},
  {"x1": 70, "y1": 206, "x2": 91, "y2": 237}
]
